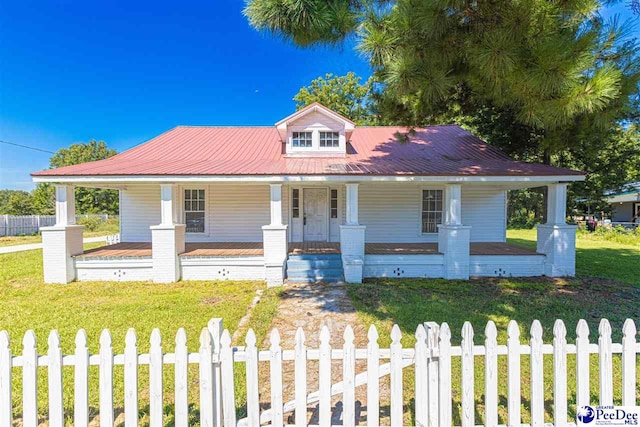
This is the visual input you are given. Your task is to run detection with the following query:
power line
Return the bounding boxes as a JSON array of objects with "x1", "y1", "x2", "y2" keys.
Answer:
[{"x1": 0, "y1": 139, "x2": 55, "y2": 154}]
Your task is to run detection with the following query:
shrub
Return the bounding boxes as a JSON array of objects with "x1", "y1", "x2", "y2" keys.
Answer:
[{"x1": 76, "y1": 216, "x2": 103, "y2": 231}]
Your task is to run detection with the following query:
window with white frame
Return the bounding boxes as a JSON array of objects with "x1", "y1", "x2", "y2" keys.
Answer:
[
  {"x1": 421, "y1": 189, "x2": 443, "y2": 233},
  {"x1": 320, "y1": 131, "x2": 340, "y2": 148},
  {"x1": 184, "y1": 189, "x2": 205, "y2": 233},
  {"x1": 292, "y1": 189, "x2": 300, "y2": 218},
  {"x1": 292, "y1": 131, "x2": 313, "y2": 148},
  {"x1": 330, "y1": 189, "x2": 338, "y2": 218}
]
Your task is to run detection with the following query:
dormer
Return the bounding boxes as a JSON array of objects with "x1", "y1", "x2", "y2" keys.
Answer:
[{"x1": 276, "y1": 102, "x2": 356, "y2": 156}]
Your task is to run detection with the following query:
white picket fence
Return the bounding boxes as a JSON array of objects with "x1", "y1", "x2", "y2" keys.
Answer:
[
  {"x1": 0, "y1": 214, "x2": 115, "y2": 236},
  {"x1": 0, "y1": 317, "x2": 638, "y2": 426}
]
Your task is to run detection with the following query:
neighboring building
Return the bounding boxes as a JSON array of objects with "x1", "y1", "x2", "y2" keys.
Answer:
[
  {"x1": 32, "y1": 103, "x2": 585, "y2": 285},
  {"x1": 606, "y1": 182, "x2": 640, "y2": 223}
]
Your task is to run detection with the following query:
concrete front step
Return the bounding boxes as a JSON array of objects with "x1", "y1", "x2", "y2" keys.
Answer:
[
  {"x1": 286, "y1": 253, "x2": 344, "y2": 282},
  {"x1": 287, "y1": 268, "x2": 344, "y2": 278},
  {"x1": 287, "y1": 253, "x2": 342, "y2": 261},
  {"x1": 287, "y1": 259, "x2": 343, "y2": 269},
  {"x1": 286, "y1": 277, "x2": 344, "y2": 283}
]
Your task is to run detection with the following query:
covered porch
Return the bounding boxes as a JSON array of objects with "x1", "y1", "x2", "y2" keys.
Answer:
[
  {"x1": 76, "y1": 240, "x2": 540, "y2": 259},
  {"x1": 40, "y1": 179, "x2": 577, "y2": 284}
]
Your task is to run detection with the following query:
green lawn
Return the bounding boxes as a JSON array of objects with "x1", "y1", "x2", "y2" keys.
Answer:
[
  {"x1": 0, "y1": 247, "x2": 280, "y2": 424},
  {"x1": 0, "y1": 217, "x2": 120, "y2": 247},
  {"x1": 507, "y1": 228, "x2": 640, "y2": 286},
  {"x1": 348, "y1": 231, "x2": 640, "y2": 425}
]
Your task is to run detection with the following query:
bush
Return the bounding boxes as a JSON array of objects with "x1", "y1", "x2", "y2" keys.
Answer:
[
  {"x1": 76, "y1": 216, "x2": 103, "y2": 231},
  {"x1": 577, "y1": 224, "x2": 640, "y2": 245}
]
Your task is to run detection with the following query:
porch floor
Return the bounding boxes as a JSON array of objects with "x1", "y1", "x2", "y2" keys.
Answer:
[
  {"x1": 288, "y1": 242, "x2": 341, "y2": 255},
  {"x1": 181, "y1": 242, "x2": 263, "y2": 257},
  {"x1": 76, "y1": 242, "x2": 153, "y2": 259},
  {"x1": 76, "y1": 242, "x2": 264, "y2": 259},
  {"x1": 364, "y1": 242, "x2": 539, "y2": 256},
  {"x1": 76, "y1": 241, "x2": 540, "y2": 259}
]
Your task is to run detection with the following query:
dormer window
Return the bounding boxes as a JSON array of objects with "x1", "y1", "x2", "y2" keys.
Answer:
[
  {"x1": 292, "y1": 131, "x2": 313, "y2": 148},
  {"x1": 276, "y1": 103, "x2": 356, "y2": 156},
  {"x1": 320, "y1": 131, "x2": 340, "y2": 148}
]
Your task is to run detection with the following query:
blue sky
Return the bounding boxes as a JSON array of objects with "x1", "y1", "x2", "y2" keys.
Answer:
[{"x1": 0, "y1": 1, "x2": 636, "y2": 190}]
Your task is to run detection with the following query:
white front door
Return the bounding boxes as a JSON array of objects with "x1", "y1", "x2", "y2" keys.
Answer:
[{"x1": 303, "y1": 188, "x2": 328, "y2": 241}]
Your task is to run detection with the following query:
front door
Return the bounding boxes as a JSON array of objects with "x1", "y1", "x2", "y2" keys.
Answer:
[{"x1": 303, "y1": 188, "x2": 328, "y2": 241}]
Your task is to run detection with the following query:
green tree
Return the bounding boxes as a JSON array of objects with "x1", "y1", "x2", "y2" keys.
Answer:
[
  {"x1": 245, "y1": 0, "x2": 639, "y2": 144},
  {"x1": 293, "y1": 72, "x2": 377, "y2": 125},
  {"x1": 34, "y1": 140, "x2": 119, "y2": 215},
  {"x1": 3, "y1": 191, "x2": 35, "y2": 215}
]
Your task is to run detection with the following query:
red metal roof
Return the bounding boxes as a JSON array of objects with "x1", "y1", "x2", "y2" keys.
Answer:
[{"x1": 32, "y1": 125, "x2": 583, "y2": 177}]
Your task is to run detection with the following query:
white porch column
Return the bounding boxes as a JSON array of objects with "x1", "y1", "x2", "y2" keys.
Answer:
[
  {"x1": 151, "y1": 184, "x2": 185, "y2": 283},
  {"x1": 340, "y1": 183, "x2": 365, "y2": 283},
  {"x1": 263, "y1": 184, "x2": 288, "y2": 287},
  {"x1": 438, "y1": 184, "x2": 471, "y2": 279},
  {"x1": 55, "y1": 185, "x2": 76, "y2": 225},
  {"x1": 536, "y1": 183, "x2": 577, "y2": 276},
  {"x1": 42, "y1": 185, "x2": 83, "y2": 283}
]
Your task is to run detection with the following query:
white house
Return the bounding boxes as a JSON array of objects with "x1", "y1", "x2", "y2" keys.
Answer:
[
  {"x1": 606, "y1": 182, "x2": 640, "y2": 223},
  {"x1": 32, "y1": 103, "x2": 585, "y2": 285}
]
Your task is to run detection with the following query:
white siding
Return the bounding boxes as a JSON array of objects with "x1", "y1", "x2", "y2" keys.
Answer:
[
  {"x1": 120, "y1": 185, "x2": 160, "y2": 242},
  {"x1": 461, "y1": 186, "x2": 507, "y2": 242},
  {"x1": 120, "y1": 182, "x2": 506, "y2": 244},
  {"x1": 187, "y1": 184, "x2": 279, "y2": 242},
  {"x1": 358, "y1": 183, "x2": 506, "y2": 243},
  {"x1": 120, "y1": 184, "x2": 281, "y2": 243}
]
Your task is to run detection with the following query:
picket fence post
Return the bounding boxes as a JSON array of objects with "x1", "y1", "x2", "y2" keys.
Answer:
[
  {"x1": 175, "y1": 328, "x2": 189, "y2": 426},
  {"x1": 149, "y1": 329, "x2": 163, "y2": 426},
  {"x1": 270, "y1": 329, "x2": 284, "y2": 427},
  {"x1": 0, "y1": 331, "x2": 12, "y2": 427},
  {"x1": 530, "y1": 320, "x2": 544, "y2": 426},
  {"x1": 425, "y1": 322, "x2": 439, "y2": 427},
  {"x1": 294, "y1": 328, "x2": 307, "y2": 427},
  {"x1": 199, "y1": 328, "x2": 215, "y2": 427},
  {"x1": 318, "y1": 326, "x2": 332, "y2": 427},
  {"x1": 47, "y1": 330, "x2": 64, "y2": 427},
  {"x1": 484, "y1": 321, "x2": 498, "y2": 427},
  {"x1": 621, "y1": 319, "x2": 637, "y2": 406},
  {"x1": 367, "y1": 325, "x2": 380, "y2": 427},
  {"x1": 553, "y1": 320, "x2": 568, "y2": 426},
  {"x1": 576, "y1": 319, "x2": 590, "y2": 408},
  {"x1": 438, "y1": 323, "x2": 452, "y2": 427},
  {"x1": 124, "y1": 328, "x2": 139, "y2": 427},
  {"x1": 220, "y1": 330, "x2": 236, "y2": 427},
  {"x1": 507, "y1": 320, "x2": 521, "y2": 426},
  {"x1": 461, "y1": 322, "x2": 474, "y2": 427},
  {"x1": 74, "y1": 330, "x2": 89, "y2": 426},
  {"x1": 209, "y1": 318, "x2": 224, "y2": 427},
  {"x1": 245, "y1": 329, "x2": 260, "y2": 426},
  {"x1": 343, "y1": 326, "x2": 356, "y2": 427},
  {"x1": 414, "y1": 324, "x2": 428, "y2": 427},
  {"x1": 598, "y1": 319, "x2": 613, "y2": 406},
  {"x1": 99, "y1": 329, "x2": 114, "y2": 426},
  {"x1": 390, "y1": 325, "x2": 403, "y2": 427},
  {"x1": 22, "y1": 331, "x2": 37, "y2": 427}
]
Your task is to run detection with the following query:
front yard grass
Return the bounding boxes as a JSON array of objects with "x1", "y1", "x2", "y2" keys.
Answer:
[
  {"x1": 507, "y1": 228, "x2": 640, "y2": 286},
  {"x1": 348, "y1": 231, "x2": 640, "y2": 425},
  {"x1": 0, "y1": 247, "x2": 279, "y2": 424}
]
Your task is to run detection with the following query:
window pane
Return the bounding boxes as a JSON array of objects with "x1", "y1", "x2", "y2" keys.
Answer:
[
  {"x1": 198, "y1": 201, "x2": 205, "y2": 211},
  {"x1": 186, "y1": 212, "x2": 205, "y2": 233},
  {"x1": 421, "y1": 189, "x2": 443, "y2": 233},
  {"x1": 292, "y1": 208, "x2": 299, "y2": 218}
]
